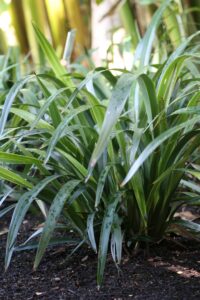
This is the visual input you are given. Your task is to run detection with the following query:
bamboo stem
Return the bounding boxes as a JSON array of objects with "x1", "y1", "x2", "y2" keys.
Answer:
[
  {"x1": 10, "y1": 0, "x2": 29, "y2": 53},
  {"x1": 45, "y1": 0, "x2": 68, "y2": 51},
  {"x1": 63, "y1": 0, "x2": 90, "y2": 53},
  {"x1": 22, "y1": 0, "x2": 48, "y2": 67}
]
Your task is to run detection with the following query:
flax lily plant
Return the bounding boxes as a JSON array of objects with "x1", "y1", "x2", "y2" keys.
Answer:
[{"x1": 1, "y1": 8, "x2": 200, "y2": 287}]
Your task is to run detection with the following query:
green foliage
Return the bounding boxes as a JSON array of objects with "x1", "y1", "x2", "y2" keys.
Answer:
[{"x1": 1, "y1": 9, "x2": 200, "y2": 288}]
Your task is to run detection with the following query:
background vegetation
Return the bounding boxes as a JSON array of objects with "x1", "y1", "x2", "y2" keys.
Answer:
[{"x1": 1, "y1": 0, "x2": 200, "y2": 67}]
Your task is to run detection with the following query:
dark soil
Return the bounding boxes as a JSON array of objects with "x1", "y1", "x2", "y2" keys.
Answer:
[{"x1": 0, "y1": 215, "x2": 200, "y2": 300}]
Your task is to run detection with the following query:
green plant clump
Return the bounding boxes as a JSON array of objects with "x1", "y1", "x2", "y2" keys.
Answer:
[{"x1": 1, "y1": 5, "x2": 200, "y2": 287}]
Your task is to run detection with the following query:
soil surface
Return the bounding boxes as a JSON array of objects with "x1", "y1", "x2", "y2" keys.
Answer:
[{"x1": 0, "y1": 214, "x2": 200, "y2": 300}]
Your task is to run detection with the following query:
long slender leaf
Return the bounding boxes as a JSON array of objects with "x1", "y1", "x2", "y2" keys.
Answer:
[
  {"x1": 87, "y1": 213, "x2": 97, "y2": 253},
  {"x1": 121, "y1": 116, "x2": 200, "y2": 186},
  {"x1": 0, "y1": 75, "x2": 34, "y2": 135},
  {"x1": 0, "y1": 167, "x2": 33, "y2": 188},
  {"x1": 5, "y1": 175, "x2": 59, "y2": 269},
  {"x1": 88, "y1": 73, "x2": 135, "y2": 175},
  {"x1": 0, "y1": 152, "x2": 42, "y2": 166},
  {"x1": 34, "y1": 179, "x2": 80, "y2": 269},
  {"x1": 95, "y1": 165, "x2": 111, "y2": 208},
  {"x1": 32, "y1": 23, "x2": 72, "y2": 87},
  {"x1": 133, "y1": 0, "x2": 170, "y2": 70},
  {"x1": 97, "y1": 193, "x2": 120, "y2": 287}
]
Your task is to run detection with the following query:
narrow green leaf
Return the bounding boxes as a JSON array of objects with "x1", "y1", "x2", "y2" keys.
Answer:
[
  {"x1": 0, "y1": 152, "x2": 42, "y2": 166},
  {"x1": 15, "y1": 237, "x2": 79, "y2": 251},
  {"x1": 34, "y1": 179, "x2": 80, "y2": 269},
  {"x1": 9, "y1": 107, "x2": 54, "y2": 131},
  {"x1": 0, "y1": 204, "x2": 16, "y2": 218},
  {"x1": 0, "y1": 188, "x2": 13, "y2": 206},
  {"x1": 97, "y1": 193, "x2": 120, "y2": 287},
  {"x1": 88, "y1": 73, "x2": 135, "y2": 175},
  {"x1": 181, "y1": 179, "x2": 200, "y2": 194},
  {"x1": 186, "y1": 170, "x2": 200, "y2": 180},
  {"x1": 137, "y1": 74, "x2": 158, "y2": 134},
  {"x1": 111, "y1": 214, "x2": 122, "y2": 265},
  {"x1": 32, "y1": 23, "x2": 72, "y2": 87},
  {"x1": 95, "y1": 165, "x2": 111, "y2": 208},
  {"x1": 35, "y1": 76, "x2": 63, "y2": 128},
  {"x1": 133, "y1": 0, "x2": 170, "y2": 70},
  {"x1": 5, "y1": 175, "x2": 59, "y2": 269},
  {"x1": 87, "y1": 213, "x2": 97, "y2": 253},
  {"x1": 58, "y1": 149, "x2": 90, "y2": 179},
  {"x1": 0, "y1": 75, "x2": 34, "y2": 136},
  {"x1": 173, "y1": 219, "x2": 200, "y2": 234},
  {"x1": 0, "y1": 167, "x2": 33, "y2": 188},
  {"x1": 121, "y1": 116, "x2": 200, "y2": 186},
  {"x1": 81, "y1": 89, "x2": 105, "y2": 129},
  {"x1": 45, "y1": 105, "x2": 92, "y2": 164},
  {"x1": 30, "y1": 86, "x2": 70, "y2": 130},
  {"x1": 157, "y1": 31, "x2": 200, "y2": 89}
]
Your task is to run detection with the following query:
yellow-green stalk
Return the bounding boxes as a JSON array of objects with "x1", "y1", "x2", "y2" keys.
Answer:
[
  {"x1": 0, "y1": 29, "x2": 7, "y2": 54},
  {"x1": 9, "y1": 0, "x2": 29, "y2": 53},
  {"x1": 22, "y1": 0, "x2": 48, "y2": 67},
  {"x1": 45, "y1": 0, "x2": 68, "y2": 52},
  {"x1": 64, "y1": 0, "x2": 90, "y2": 53}
]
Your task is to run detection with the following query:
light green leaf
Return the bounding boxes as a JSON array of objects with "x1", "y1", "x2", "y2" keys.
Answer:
[
  {"x1": 0, "y1": 152, "x2": 42, "y2": 166},
  {"x1": 32, "y1": 23, "x2": 72, "y2": 87},
  {"x1": 9, "y1": 107, "x2": 54, "y2": 131},
  {"x1": 0, "y1": 75, "x2": 34, "y2": 136},
  {"x1": 133, "y1": 0, "x2": 170, "y2": 70},
  {"x1": 34, "y1": 179, "x2": 80, "y2": 269},
  {"x1": 0, "y1": 167, "x2": 33, "y2": 188},
  {"x1": 88, "y1": 73, "x2": 135, "y2": 175}
]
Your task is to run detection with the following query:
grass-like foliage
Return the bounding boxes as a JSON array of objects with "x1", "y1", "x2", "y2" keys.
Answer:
[{"x1": 1, "y1": 10, "x2": 200, "y2": 286}]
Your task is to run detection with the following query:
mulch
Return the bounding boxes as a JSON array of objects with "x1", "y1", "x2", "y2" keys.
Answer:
[{"x1": 0, "y1": 214, "x2": 200, "y2": 300}]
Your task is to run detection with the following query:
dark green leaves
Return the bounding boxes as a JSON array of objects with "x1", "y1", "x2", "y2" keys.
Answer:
[{"x1": 121, "y1": 116, "x2": 200, "y2": 186}]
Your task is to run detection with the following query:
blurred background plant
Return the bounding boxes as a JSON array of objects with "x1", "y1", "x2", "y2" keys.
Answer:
[{"x1": 0, "y1": 0, "x2": 200, "y2": 69}]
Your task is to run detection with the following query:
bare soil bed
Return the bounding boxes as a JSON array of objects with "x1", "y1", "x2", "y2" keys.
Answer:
[{"x1": 0, "y1": 214, "x2": 200, "y2": 300}]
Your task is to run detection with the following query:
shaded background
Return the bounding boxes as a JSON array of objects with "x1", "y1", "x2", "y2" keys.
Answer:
[{"x1": 0, "y1": 0, "x2": 200, "y2": 68}]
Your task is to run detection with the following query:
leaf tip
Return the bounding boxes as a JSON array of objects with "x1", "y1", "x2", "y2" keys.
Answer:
[
  {"x1": 90, "y1": 159, "x2": 96, "y2": 169},
  {"x1": 85, "y1": 163, "x2": 95, "y2": 183},
  {"x1": 97, "y1": 285, "x2": 100, "y2": 291},
  {"x1": 85, "y1": 172, "x2": 91, "y2": 183},
  {"x1": 43, "y1": 158, "x2": 49, "y2": 166},
  {"x1": 120, "y1": 181, "x2": 125, "y2": 188}
]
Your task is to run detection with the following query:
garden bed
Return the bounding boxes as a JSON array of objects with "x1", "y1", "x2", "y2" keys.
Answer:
[{"x1": 0, "y1": 215, "x2": 200, "y2": 300}]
